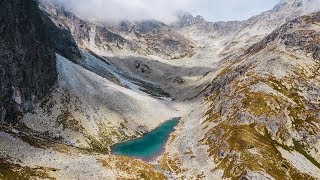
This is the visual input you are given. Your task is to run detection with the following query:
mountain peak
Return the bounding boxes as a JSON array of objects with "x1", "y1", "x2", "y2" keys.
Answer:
[{"x1": 279, "y1": 0, "x2": 320, "y2": 11}]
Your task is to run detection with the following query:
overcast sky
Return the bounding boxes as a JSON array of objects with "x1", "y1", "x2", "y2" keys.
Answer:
[
  {"x1": 54, "y1": 0, "x2": 280, "y2": 23},
  {"x1": 191, "y1": 0, "x2": 280, "y2": 21}
]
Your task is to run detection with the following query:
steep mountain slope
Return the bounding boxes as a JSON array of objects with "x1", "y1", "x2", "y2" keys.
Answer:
[
  {"x1": 0, "y1": 0, "x2": 80, "y2": 123},
  {"x1": 22, "y1": 53, "x2": 177, "y2": 149},
  {"x1": 162, "y1": 11, "x2": 320, "y2": 179}
]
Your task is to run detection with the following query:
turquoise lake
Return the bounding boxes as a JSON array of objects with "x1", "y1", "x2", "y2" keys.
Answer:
[{"x1": 111, "y1": 117, "x2": 180, "y2": 160}]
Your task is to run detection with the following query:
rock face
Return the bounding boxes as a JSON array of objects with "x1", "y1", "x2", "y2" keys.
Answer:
[
  {"x1": 41, "y1": 11, "x2": 82, "y2": 63},
  {"x1": 175, "y1": 0, "x2": 317, "y2": 38},
  {"x1": 106, "y1": 20, "x2": 196, "y2": 59},
  {"x1": 0, "y1": 0, "x2": 56, "y2": 122},
  {"x1": 173, "y1": 0, "x2": 319, "y2": 59},
  {"x1": 174, "y1": 11, "x2": 243, "y2": 38},
  {"x1": 39, "y1": 0, "x2": 195, "y2": 60},
  {"x1": 0, "y1": 0, "x2": 81, "y2": 122}
]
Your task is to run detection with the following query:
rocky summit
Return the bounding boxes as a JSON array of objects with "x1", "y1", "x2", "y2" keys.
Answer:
[{"x1": 0, "y1": 0, "x2": 320, "y2": 179}]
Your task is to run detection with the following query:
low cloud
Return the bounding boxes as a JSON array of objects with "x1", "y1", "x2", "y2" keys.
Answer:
[
  {"x1": 53, "y1": 0, "x2": 194, "y2": 23},
  {"x1": 50, "y1": 0, "x2": 320, "y2": 23}
]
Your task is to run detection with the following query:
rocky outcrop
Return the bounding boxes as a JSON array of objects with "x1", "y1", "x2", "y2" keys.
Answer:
[
  {"x1": 247, "y1": 12, "x2": 320, "y2": 61},
  {"x1": 175, "y1": 0, "x2": 317, "y2": 38},
  {"x1": 173, "y1": 11, "x2": 244, "y2": 38},
  {"x1": 133, "y1": 20, "x2": 195, "y2": 59},
  {"x1": 41, "y1": 11, "x2": 82, "y2": 63},
  {"x1": 173, "y1": 0, "x2": 319, "y2": 59},
  {"x1": 107, "y1": 20, "x2": 196, "y2": 59},
  {"x1": 0, "y1": 0, "x2": 81, "y2": 122},
  {"x1": 39, "y1": 0, "x2": 195, "y2": 60},
  {"x1": 199, "y1": 12, "x2": 320, "y2": 179}
]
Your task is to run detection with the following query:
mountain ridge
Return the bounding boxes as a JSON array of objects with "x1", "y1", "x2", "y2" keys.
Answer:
[{"x1": 39, "y1": 0, "x2": 196, "y2": 60}]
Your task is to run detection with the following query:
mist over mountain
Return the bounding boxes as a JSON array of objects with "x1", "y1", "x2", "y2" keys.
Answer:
[
  {"x1": 51, "y1": 0, "x2": 193, "y2": 23},
  {"x1": 50, "y1": 0, "x2": 298, "y2": 23}
]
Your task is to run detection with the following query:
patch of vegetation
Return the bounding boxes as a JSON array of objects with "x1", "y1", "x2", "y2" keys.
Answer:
[
  {"x1": 85, "y1": 123, "x2": 132, "y2": 154},
  {"x1": 202, "y1": 124, "x2": 313, "y2": 180},
  {"x1": 56, "y1": 110, "x2": 84, "y2": 132},
  {"x1": 293, "y1": 139, "x2": 320, "y2": 169},
  {"x1": 85, "y1": 135, "x2": 110, "y2": 154},
  {"x1": 39, "y1": 92, "x2": 56, "y2": 115},
  {"x1": 266, "y1": 76, "x2": 304, "y2": 106},
  {"x1": 288, "y1": 106, "x2": 318, "y2": 136},
  {"x1": 98, "y1": 156, "x2": 166, "y2": 179},
  {"x1": 242, "y1": 91, "x2": 279, "y2": 116},
  {"x1": 159, "y1": 153, "x2": 186, "y2": 175},
  {"x1": 0, "y1": 158, "x2": 56, "y2": 180}
]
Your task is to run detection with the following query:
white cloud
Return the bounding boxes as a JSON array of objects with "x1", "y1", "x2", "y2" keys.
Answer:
[
  {"x1": 53, "y1": 0, "x2": 194, "y2": 23},
  {"x1": 52, "y1": 0, "x2": 292, "y2": 23}
]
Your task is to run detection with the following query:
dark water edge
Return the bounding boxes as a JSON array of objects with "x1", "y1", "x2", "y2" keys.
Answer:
[{"x1": 111, "y1": 117, "x2": 180, "y2": 161}]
